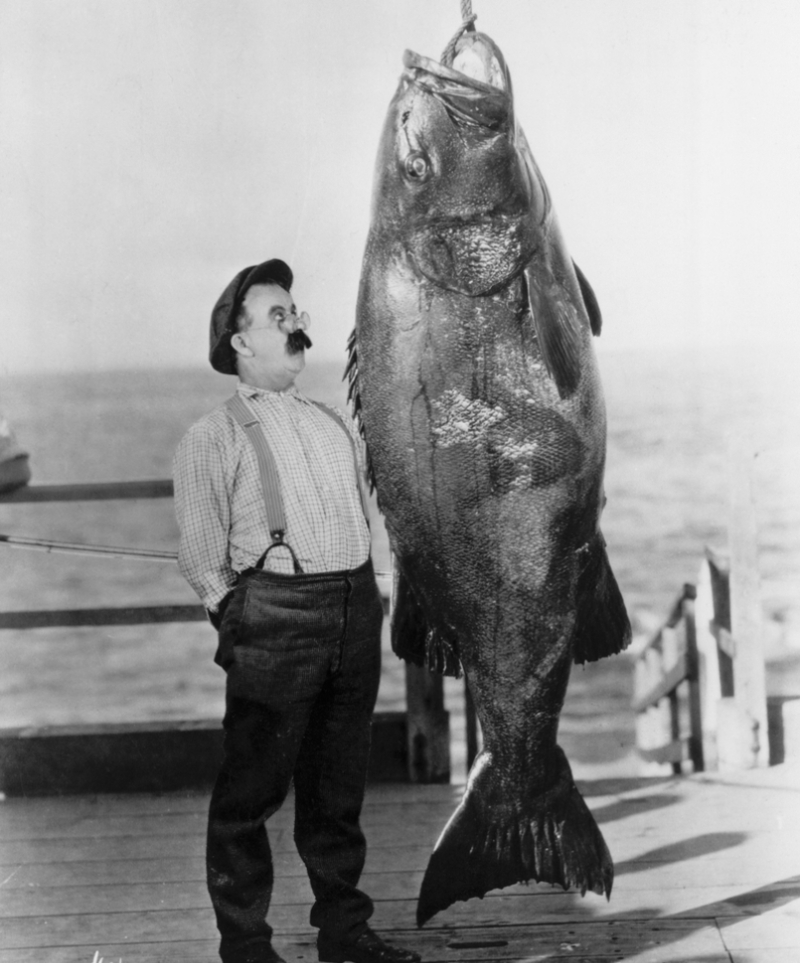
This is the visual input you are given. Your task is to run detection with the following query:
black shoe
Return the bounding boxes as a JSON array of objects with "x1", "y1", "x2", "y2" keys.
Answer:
[{"x1": 317, "y1": 927, "x2": 421, "y2": 963}]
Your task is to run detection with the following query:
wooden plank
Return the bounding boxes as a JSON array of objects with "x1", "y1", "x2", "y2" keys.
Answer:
[
  {"x1": 727, "y1": 952, "x2": 800, "y2": 963},
  {"x1": 717, "y1": 626, "x2": 737, "y2": 659},
  {"x1": 4, "y1": 850, "x2": 800, "y2": 917},
  {"x1": 0, "y1": 712, "x2": 409, "y2": 794},
  {"x1": 405, "y1": 664, "x2": 450, "y2": 783},
  {"x1": 0, "y1": 777, "x2": 797, "y2": 961},
  {"x1": 720, "y1": 909, "x2": 800, "y2": 952},
  {"x1": 3, "y1": 881, "x2": 795, "y2": 950},
  {"x1": 683, "y1": 598, "x2": 705, "y2": 771},
  {"x1": 0, "y1": 479, "x2": 174, "y2": 502},
  {"x1": 0, "y1": 605, "x2": 206, "y2": 629},
  {"x1": 464, "y1": 678, "x2": 479, "y2": 770},
  {"x1": 637, "y1": 585, "x2": 697, "y2": 659},
  {"x1": 631, "y1": 654, "x2": 688, "y2": 712},
  {"x1": 636, "y1": 737, "x2": 690, "y2": 766},
  {"x1": 0, "y1": 921, "x2": 732, "y2": 963},
  {"x1": 728, "y1": 435, "x2": 769, "y2": 767},
  {"x1": 0, "y1": 596, "x2": 392, "y2": 630},
  {"x1": 707, "y1": 547, "x2": 735, "y2": 697},
  {"x1": 0, "y1": 791, "x2": 462, "y2": 836},
  {"x1": 2, "y1": 771, "x2": 796, "y2": 847},
  {"x1": 5, "y1": 837, "x2": 796, "y2": 891}
]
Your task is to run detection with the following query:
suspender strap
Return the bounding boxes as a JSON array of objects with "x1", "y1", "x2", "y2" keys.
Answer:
[
  {"x1": 310, "y1": 401, "x2": 371, "y2": 524},
  {"x1": 225, "y1": 394, "x2": 287, "y2": 545},
  {"x1": 225, "y1": 393, "x2": 370, "y2": 573}
]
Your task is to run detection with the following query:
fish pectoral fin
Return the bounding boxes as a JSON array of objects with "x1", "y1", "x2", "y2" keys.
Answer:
[
  {"x1": 391, "y1": 569, "x2": 462, "y2": 677},
  {"x1": 572, "y1": 532, "x2": 632, "y2": 665},
  {"x1": 416, "y1": 747, "x2": 612, "y2": 927},
  {"x1": 524, "y1": 266, "x2": 583, "y2": 399},
  {"x1": 573, "y1": 260, "x2": 603, "y2": 336}
]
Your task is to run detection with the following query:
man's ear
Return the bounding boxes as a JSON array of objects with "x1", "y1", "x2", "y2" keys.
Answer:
[{"x1": 231, "y1": 332, "x2": 254, "y2": 358}]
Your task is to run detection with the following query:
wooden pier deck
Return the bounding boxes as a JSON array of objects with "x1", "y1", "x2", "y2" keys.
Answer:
[{"x1": 1, "y1": 766, "x2": 798, "y2": 963}]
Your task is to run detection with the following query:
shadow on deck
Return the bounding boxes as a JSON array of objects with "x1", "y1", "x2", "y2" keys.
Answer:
[{"x1": 1, "y1": 766, "x2": 798, "y2": 963}]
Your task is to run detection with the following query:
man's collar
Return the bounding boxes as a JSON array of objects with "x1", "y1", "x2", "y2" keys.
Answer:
[{"x1": 236, "y1": 380, "x2": 304, "y2": 402}]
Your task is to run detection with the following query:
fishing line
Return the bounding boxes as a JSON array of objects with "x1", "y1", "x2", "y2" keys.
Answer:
[
  {"x1": 0, "y1": 532, "x2": 392, "y2": 579},
  {"x1": 0, "y1": 532, "x2": 177, "y2": 562}
]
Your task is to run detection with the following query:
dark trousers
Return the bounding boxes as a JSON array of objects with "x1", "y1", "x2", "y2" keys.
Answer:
[{"x1": 208, "y1": 558, "x2": 384, "y2": 963}]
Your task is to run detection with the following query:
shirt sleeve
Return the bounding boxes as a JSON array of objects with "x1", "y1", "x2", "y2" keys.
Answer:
[{"x1": 173, "y1": 421, "x2": 236, "y2": 610}]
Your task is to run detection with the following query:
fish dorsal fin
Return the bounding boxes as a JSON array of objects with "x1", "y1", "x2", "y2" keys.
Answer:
[
  {"x1": 344, "y1": 327, "x2": 376, "y2": 491},
  {"x1": 573, "y1": 260, "x2": 603, "y2": 336},
  {"x1": 524, "y1": 266, "x2": 583, "y2": 399}
]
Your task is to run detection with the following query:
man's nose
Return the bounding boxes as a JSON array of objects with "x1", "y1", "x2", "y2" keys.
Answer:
[{"x1": 293, "y1": 310, "x2": 310, "y2": 331}]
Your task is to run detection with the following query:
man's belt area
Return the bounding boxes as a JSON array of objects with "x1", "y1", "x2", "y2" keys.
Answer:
[{"x1": 207, "y1": 392, "x2": 368, "y2": 631}]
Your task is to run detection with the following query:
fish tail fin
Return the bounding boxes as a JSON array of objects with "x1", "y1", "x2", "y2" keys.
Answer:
[
  {"x1": 572, "y1": 532, "x2": 632, "y2": 665},
  {"x1": 416, "y1": 746, "x2": 612, "y2": 926}
]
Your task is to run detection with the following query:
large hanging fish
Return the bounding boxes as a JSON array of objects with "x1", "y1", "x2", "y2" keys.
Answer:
[{"x1": 347, "y1": 27, "x2": 631, "y2": 926}]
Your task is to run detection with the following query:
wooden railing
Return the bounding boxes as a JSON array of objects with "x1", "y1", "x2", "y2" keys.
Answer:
[
  {"x1": 0, "y1": 480, "x2": 456, "y2": 792},
  {"x1": 633, "y1": 582, "x2": 704, "y2": 773},
  {"x1": 632, "y1": 433, "x2": 800, "y2": 773}
]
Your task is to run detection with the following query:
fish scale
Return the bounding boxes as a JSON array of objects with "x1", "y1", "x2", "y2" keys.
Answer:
[{"x1": 348, "y1": 28, "x2": 631, "y2": 925}]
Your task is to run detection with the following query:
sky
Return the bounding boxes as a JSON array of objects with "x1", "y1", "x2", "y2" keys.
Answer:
[{"x1": 1, "y1": 0, "x2": 800, "y2": 374}]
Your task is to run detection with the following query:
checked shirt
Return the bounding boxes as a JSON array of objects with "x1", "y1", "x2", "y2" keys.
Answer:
[{"x1": 173, "y1": 381, "x2": 371, "y2": 611}]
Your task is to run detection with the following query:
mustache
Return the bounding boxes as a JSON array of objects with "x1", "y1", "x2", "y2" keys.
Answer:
[{"x1": 286, "y1": 329, "x2": 313, "y2": 355}]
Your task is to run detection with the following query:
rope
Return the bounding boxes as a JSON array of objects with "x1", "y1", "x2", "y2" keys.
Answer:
[{"x1": 441, "y1": 0, "x2": 477, "y2": 67}]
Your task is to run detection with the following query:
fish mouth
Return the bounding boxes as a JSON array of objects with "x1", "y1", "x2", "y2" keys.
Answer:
[
  {"x1": 403, "y1": 50, "x2": 506, "y2": 95},
  {"x1": 402, "y1": 48, "x2": 511, "y2": 133}
]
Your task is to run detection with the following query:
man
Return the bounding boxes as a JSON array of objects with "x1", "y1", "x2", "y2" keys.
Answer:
[
  {"x1": 0, "y1": 412, "x2": 31, "y2": 493},
  {"x1": 173, "y1": 259, "x2": 422, "y2": 963}
]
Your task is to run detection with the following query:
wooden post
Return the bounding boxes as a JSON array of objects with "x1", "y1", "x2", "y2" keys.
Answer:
[
  {"x1": 390, "y1": 554, "x2": 451, "y2": 783},
  {"x1": 694, "y1": 556, "x2": 721, "y2": 768},
  {"x1": 464, "y1": 677, "x2": 478, "y2": 770},
  {"x1": 682, "y1": 596, "x2": 705, "y2": 772},
  {"x1": 727, "y1": 434, "x2": 769, "y2": 767},
  {"x1": 405, "y1": 664, "x2": 450, "y2": 783},
  {"x1": 706, "y1": 548, "x2": 735, "y2": 697}
]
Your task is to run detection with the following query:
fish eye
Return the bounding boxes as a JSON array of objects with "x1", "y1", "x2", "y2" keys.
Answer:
[{"x1": 404, "y1": 152, "x2": 431, "y2": 182}]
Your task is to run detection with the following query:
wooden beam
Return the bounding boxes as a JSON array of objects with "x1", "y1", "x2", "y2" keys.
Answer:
[
  {"x1": 404, "y1": 664, "x2": 450, "y2": 784},
  {"x1": 631, "y1": 653, "x2": 688, "y2": 713},
  {"x1": 636, "y1": 736, "x2": 690, "y2": 766},
  {"x1": 0, "y1": 713, "x2": 409, "y2": 795},
  {"x1": 0, "y1": 479, "x2": 173, "y2": 503},
  {"x1": 0, "y1": 605, "x2": 207, "y2": 630},
  {"x1": 728, "y1": 434, "x2": 769, "y2": 767},
  {"x1": 706, "y1": 548, "x2": 735, "y2": 697},
  {"x1": 682, "y1": 597, "x2": 705, "y2": 772}
]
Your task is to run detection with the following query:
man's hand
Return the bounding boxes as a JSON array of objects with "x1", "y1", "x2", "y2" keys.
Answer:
[{"x1": 207, "y1": 591, "x2": 233, "y2": 631}]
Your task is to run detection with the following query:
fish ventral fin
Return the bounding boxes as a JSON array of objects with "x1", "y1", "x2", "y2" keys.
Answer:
[
  {"x1": 392, "y1": 567, "x2": 462, "y2": 677},
  {"x1": 416, "y1": 746, "x2": 613, "y2": 927},
  {"x1": 344, "y1": 327, "x2": 376, "y2": 491},
  {"x1": 573, "y1": 260, "x2": 603, "y2": 336},
  {"x1": 524, "y1": 267, "x2": 583, "y2": 399},
  {"x1": 572, "y1": 532, "x2": 632, "y2": 665}
]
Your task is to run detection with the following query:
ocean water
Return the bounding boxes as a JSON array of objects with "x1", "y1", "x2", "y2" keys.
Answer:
[{"x1": 1, "y1": 346, "x2": 798, "y2": 777}]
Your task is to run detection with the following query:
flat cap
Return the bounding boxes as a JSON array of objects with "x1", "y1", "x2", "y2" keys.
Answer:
[{"x1": 209, "y1": 258, "x2": 293, "y2": 374}]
